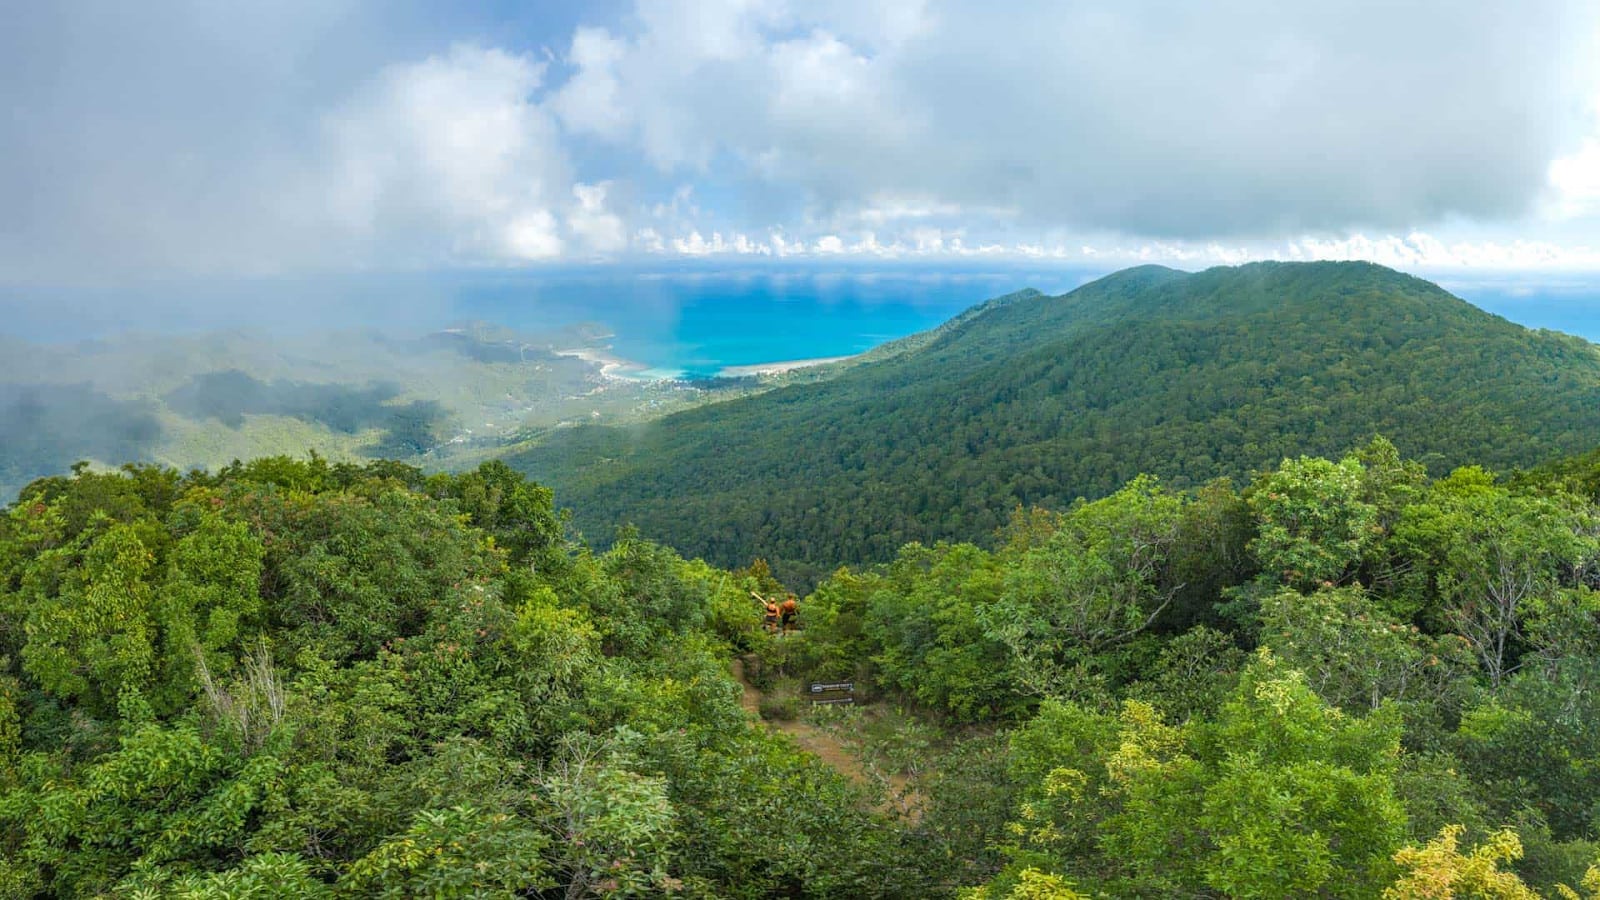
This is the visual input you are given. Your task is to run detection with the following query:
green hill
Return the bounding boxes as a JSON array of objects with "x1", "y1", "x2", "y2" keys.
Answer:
[{"x1": 506, "y1": 261, "x2": 1600, "y2": 582}]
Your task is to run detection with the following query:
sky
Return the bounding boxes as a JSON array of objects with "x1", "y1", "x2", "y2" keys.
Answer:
[{"x1": 4, "y1": 0, "x2": 1600, "y2": 305}]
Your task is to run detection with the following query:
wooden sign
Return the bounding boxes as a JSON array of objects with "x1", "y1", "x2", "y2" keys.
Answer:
[{"x1": 809, "y1": 681, "x2": 855, "y2": 705}]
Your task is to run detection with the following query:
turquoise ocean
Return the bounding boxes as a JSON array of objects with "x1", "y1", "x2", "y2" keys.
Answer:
[
  {"x1": 450, "y1": 267, "x2": 1600, "y2": 379},
  {"x1": 7, "y1": 265, "x2": 1598, "y2": 360},
  {"x1": 451, "y1": 267, "x2": 1102, "y2": 378}
]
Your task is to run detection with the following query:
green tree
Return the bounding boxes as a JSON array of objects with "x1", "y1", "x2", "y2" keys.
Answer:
[
  {"x1": 1455, "y1": 658, "x2": 1600, "y2": 840},
  {"x1": 22, "y1": 521, "x2": 161, "y2": 717},
  {"x1": 864, "y1": 542, "x2": 1020, "y2": 721},
  {"x1": 341, "y1": 805, "x2": 552, "y2": 898},
  {"x1": 1249, "y1": 454, "x2": 1378, "y2": 590},
  {"x1": 1396, "y1": 479, "x2": 1595, "y2": 686},
  {"x1": 984, "y1": 652, "x2": 1407, "y2": 898},
  {"x1": 985, "y1": 476, "x2": 1186, "y2": 699},
  {"x1": 1260, "y1": 585, "x2": 1473, "y2": 712},
  {"x1": 536, "y1": 734, "x2": 678, "y2": 897}
]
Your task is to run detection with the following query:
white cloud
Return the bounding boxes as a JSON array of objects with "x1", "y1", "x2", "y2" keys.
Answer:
[
  {"x1": 673, "y1": 230, "x2": 731, "y2": 255},
  {"x1": 6, "y1": 1, "x2": 1600, "y2": 284},
  {"x1": 1545, "y1": 88, "x2": 1600, "y2": 219},
  {"x1": 503, "y1": 212, "x2": 564, "y2": 259},
  {"x1": 854, "y1": 193, "x2": 966, "y2": 225},
  {"x1": 1278, "y1": 232, "x2": 1600, "y2": 271},
  {"x1": 620, "y1": 224, "x2": 1600, "y2": 271},
  {"x1": 634, "y1": 226, "x2": 667, "y2": 253},
  {"x1": 560, "y1": 0, "x2": 1600, "y2": 238},
  {"x1": 1549, "y1": 128, "x2": 1600, "y2": 220},
  {"x1": 569, "y1": 182, "x2": 628, "y2": 253},
  {"x1": 323, "y1": 44, "x2": 569, "y2": 262},
  {"x1": 769, "y1": 231, "x2": 804, "y2": 256},
  {"x1": 549, "y1": 27, "x2": 631, "y2": 140}
]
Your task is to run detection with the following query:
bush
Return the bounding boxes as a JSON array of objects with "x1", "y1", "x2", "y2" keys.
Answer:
[{"x1": 758, "y1": 683, "x2": 803, "y2": 721}]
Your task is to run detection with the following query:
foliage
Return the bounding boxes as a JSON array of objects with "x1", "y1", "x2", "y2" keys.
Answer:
[
  {"x1": 1382, "y1": 824, "x2": 1600, "y2": 900},
  {"x1": 1249, "y1": 454, "x2": 1378, "y2": 589},
  {"x1": 984, "y1": 653, "x2": 1408, "y2": 899},
  {"x1": 983, "y1": 476, "x2": 1185, "y2": 700},
  {"x1": 5, "y1": 429, "x2": 1600, "y2": 897},
  {"x1": 863, "y1": 542, "x2": 1019, "y2": 721},
  {"x1": 1455, "y1": 658, "x2": 1600, "y2": 841},
  {"x1": 0, "y1": 458, "x2": 907, "y2": 898},
  {"x1": 1260, "y1": 585, "x2": 1474, "y2": 713},
  {"x1": 1394, "y1": 477, "x2": 1596, "y2": 685}
]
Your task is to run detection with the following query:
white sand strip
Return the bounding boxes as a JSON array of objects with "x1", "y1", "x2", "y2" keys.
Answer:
[{"x1": 716, "y1": 355, "x2": 855, "y2": 378}]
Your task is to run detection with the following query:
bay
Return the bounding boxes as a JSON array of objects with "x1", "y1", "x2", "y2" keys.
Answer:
[{"x1": 448, "y1": 266, "x2": 1102, "y2": 378}]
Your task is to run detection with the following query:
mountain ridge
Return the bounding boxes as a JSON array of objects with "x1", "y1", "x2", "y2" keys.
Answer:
[{"x1": 504, "y1": 261, "x2": 1600, "y2": 583}]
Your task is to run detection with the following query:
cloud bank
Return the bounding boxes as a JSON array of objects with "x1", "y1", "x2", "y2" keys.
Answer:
[{"x1": 2, "y1": 0, "x2": 1600, "y2": 282}]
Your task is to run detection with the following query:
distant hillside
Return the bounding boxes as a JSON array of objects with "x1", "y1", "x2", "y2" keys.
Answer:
[
  {"x1": 0, "y1": 325, "x2": 741, "y2": 502},
  {"x1": 506, "y1": 261, "x2": 1600, "y2": 583}
]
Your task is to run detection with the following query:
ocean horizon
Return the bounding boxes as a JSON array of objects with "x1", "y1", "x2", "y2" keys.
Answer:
[{"x1": 8, "y1": 265, "x2": 1598, "y2": 374}]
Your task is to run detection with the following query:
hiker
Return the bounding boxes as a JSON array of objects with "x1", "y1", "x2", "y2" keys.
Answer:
[
  {"x1": 753, "y1": 591, "x2": 780, "y2": 633},
  {"x1": 780, "y1": 594, "x2": 799, "y2": 635}
]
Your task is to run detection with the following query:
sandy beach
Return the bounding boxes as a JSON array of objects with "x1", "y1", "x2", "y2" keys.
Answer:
[
  {"x1": 559, "y1": 346, "x2": 856, "y2": 381},
  {"x1": 554, "y1": 346, "x2": 647, "y2": 380},
  {"x1": 716, "y1": 355, "x2": 855, "y2": 378}
]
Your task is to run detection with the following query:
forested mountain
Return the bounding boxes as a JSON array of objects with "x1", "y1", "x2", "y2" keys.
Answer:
[{"x1": 507, "y1": 261, "x2": 1600, "y2": 583}]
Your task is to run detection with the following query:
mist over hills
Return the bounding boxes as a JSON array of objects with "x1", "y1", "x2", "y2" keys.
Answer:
[
  {"x1": 506, "y1": 260, "x2": 1600, "y2": 584},
  {"x1": 0, "y1": 324, "x2": 735, "y2": 501}
]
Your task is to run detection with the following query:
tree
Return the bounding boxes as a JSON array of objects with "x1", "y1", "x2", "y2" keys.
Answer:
[
  {"x1": 982, "y1": 652, "x2": 1408, "y2": 898},
  {"x1": 1126, "y1": 625, "x2": 1244, "y2": 722},
  {"x1": 1249, "y1": 454, "x2": 1378, "y2": 590},
  {"x1": 1385, "y1": 826, "x2": 1547, "y2": 900},
  {"x1": 432, "y1": 461, "x2": 567, "y2": 573},
  {"x1": 21, "y1": 521, "x2": 160, "y2": 717},
  {"x1": 1260, "y1": 586, "x2": 1472, "y2": 712},
  {"x1": 1455, "y1": 658, "x2": 1600, "y2": 840},
  {"x1": 1397, "y1": 480, "x2": 1595, "y2": 686},
  {"x1": 864, "y1": 542, "x2": 1020, "y2": 721},
  {"x1": 985, "y1": 476, "x2": 1186, "y2": 699},
  {"x1": 536, "y1": 734, "x2": 678, "y2": 898},
  {"x1": 341, "y1": 805, "x2": 552, "y2": 898}
]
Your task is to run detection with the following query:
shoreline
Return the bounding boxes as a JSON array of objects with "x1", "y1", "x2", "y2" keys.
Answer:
[
  {"x1": 716, "y1": 355, "x2": 855, "y2": 378},
  {"x1": 558, "y1": 346, "x2": 857, "y2": 381},
  {"x1": 553, "y1": 346, "x2": 648, "y2": 380}
]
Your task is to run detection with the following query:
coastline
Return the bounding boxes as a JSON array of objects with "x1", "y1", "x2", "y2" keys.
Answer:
[
  {"x1": 716, "y1": 355, "x2": 855, "y2": 378},
  {"x1": 558, "y1": 345, "x2": 857, "y2": 381},
  {"x1": 553, "y1": 346, "x2": 648, "y2": 380}
]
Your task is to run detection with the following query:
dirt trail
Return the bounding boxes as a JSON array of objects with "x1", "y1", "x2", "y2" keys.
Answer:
[
  {"x1": 731, "y1": 657, "x2": 922, "y2": 823},
  {"x1": 731, "y1": 657, "x2": 874, "y2": 787}
]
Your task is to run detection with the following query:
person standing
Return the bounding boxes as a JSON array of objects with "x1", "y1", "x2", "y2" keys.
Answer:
[
  {"x1": 753, "y1": 591, "x2": 780, "y2": 634},
  {"x1": 779, "y1": 594, "x2": 799, "y2": 635}
]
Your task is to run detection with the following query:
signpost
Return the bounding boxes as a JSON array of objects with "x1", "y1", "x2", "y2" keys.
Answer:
[{"x1": 809, "y1": 681, "x2": 855, "y2": 705}]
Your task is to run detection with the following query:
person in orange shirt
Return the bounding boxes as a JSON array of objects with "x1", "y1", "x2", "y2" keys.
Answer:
[{"x1": 779, "y1": 594, "x2": 799, "y2": 635}]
